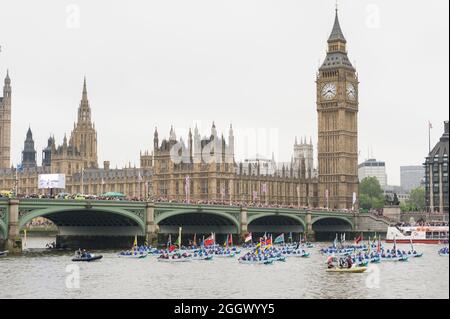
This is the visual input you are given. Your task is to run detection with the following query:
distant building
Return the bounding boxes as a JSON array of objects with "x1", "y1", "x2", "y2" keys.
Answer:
[
  {"x1": 293, "y1": 137, "x2": 314, "y2": 178},
  {"x1": 358, "y1": 159, "x2": 387, "y2": 188},
  {"x1": 424, "y1": 121, "x2": 449, "y2": 214},
  {"x1": 400, "y1": 165, "x2": 425, "y2": 193},
  {"x1": 243, "y1": 155, "x2": 277, "y2": 176},
  {"x1": 21, "y1": 127, "x2": 37, "y2": 169}
]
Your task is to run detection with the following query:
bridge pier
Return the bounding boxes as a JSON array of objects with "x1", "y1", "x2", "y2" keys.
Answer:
[
  {"x1": 305, "y1": 212, "x2": 315, "y2": 242},
  {"x1": 146, "y1": 202, "x2": 159, "y2": 246},
  {"x1": 239, "y1": 207, "x2": 248, "y2": 243},
  {"x1": 6, "y1": 200, "x2": 22, "y2": 254}
]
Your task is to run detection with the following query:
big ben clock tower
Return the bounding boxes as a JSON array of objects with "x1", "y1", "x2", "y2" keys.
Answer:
[{"x1": 317, "y1": 9, "x2": 359, "y2": 210}]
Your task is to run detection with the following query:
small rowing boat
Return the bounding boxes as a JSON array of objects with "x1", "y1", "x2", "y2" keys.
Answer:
[
  {"x1": 72, "y1": 254, "x2": 103, "y2": 262},
  {"x1": 381, "y1": 255, "x2": 409, "y2": 262},
  {"x1": 214, "y1": 252, "x2": 236, "y2": 258},
  {"x1": 157, "y1": 256, "x2": 192, "y2": 263},
  {"x1": 239, "y1": 258, "x2": 274, "y2": 265},
  {"x1": 281, "y1": 250, "x2": 311, "y2": 258},
  {"x1": 118, "y1": 252, "x2": 148, "y2": 259},
  {"x1": 326, "y1": 266, "x2": 367, "y2": 273},
  {"x1": 190, "y1": 254, "x2": 214, "y2": 261}
]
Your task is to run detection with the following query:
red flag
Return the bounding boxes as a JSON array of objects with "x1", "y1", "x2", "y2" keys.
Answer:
[
  {"x1": 169, "y1": 245, "x2": 176, "y2": 252},
  {"x1": 204, "y1": 236, "x2": 214, "y2": 247},
  {"x1": 355, "y1": 235, "x2": 362, "y2": 244},
  {"x1": 228, "y1": 234, "x2": 233, "y2": 246}
]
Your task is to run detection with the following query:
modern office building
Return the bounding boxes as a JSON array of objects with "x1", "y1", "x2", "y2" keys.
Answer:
[
  {"x1": 358, "y1": 159, "x2": 388, "y2": 188},
  {"x1": 400, "y1": 166, "x2": 425, "y2": 193}
]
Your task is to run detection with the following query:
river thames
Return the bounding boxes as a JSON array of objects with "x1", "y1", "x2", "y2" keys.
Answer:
[{"x1": 0, "y1": 237, "x2": 448, "y2": 299}]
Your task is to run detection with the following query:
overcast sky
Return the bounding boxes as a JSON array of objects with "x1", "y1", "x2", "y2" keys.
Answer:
[{"x1": 0, "y1": 0, "x2": 448, "y2": 185}]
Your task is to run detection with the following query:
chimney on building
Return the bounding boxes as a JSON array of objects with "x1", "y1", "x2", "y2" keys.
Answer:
[{"x1": 104, "y1": 161, "x2": 110, "y2": 170}]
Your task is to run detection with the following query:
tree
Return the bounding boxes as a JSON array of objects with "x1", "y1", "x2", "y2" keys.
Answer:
[
  {"x1": 359, "y1": 177, "x2": 384, "y2": 210},
  {"x1": 405, "y1": 187, "x2": 426, "y2": 212}
]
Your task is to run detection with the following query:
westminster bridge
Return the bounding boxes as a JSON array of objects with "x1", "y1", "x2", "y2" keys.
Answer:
[{"x1": 0, "y1": 199, "x2": 391, "y2": 252}]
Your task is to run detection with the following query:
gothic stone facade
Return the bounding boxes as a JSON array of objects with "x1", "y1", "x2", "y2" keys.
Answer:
[{"x1": 146, "y1": 125, "x2": 318, "y2": 206}]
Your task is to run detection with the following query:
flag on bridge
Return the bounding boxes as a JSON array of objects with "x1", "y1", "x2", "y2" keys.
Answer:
[
  {"x1": 274, "y1": 234, "x2": 285, "y2": 244},
  {"x1": 262, "y1": 183, "x2": 268, "y2": 194},
  {"x1": 252, "y1": 191, "x2": 258, "y2": 202}
]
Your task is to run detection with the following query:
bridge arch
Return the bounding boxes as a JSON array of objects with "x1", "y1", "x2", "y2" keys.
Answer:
[
  {"x1": 311, "y1": 216, "x2": 353, "y2": 232},
  {"x1": 248, "y1": 213, "x2": 306, "y2": 233},
  {"x1": 156, "y1": 209, "x2": 240, "y2": 234},
  {"x1": 19, "y1": 207, "x2": 146, "y2": 235}
]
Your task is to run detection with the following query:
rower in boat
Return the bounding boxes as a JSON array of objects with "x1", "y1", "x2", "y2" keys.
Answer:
[{"x1": 438, "y1": 247, "x2": 449, "y2": 256}]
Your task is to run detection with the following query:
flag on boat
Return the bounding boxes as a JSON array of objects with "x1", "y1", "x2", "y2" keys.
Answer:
[
  {"x1": 133, "y1": 235, "x2": 138, "y2": 248},
  {"x1": 204, "y1": 235, "x2": 215, "y2": 247},
  {"x1": 228, "y1": 234, "x2": 233, "y2": 246},
  {"x1": 176, "y1": 227, "x2": 182, "y2": 247},
  {"x1": 244, "y1": 233, "x2": 252, "y2": 243},
  {"x1": 354, "y1": 235, "x2": 362, "y2": 244},
  {"x1": 265, "y1": 236, "x2": 273, "y2": 247},
  {"x1": 333, "y1": 233, "x2": 338, "y2": 248},
  {"x1": 169, "y1": 245, "x2": 177, "y2": 252},
  {"x1": 274, "y1": 234, "x2": 285, "y2": 244},
  {"x1": 377, "y1": 235, "x2": 381, "y2": 253}
]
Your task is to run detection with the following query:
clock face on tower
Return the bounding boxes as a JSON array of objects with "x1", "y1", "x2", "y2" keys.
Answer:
[
  {"x1": 346, "y1": 83, "x2": 356, "y2": 101},
  {"x1": 321, "y1": 83, "x2": 336, "y2": 100}
]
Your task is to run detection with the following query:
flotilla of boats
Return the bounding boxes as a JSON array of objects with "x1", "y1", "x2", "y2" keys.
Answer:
[
  {"x1": 3, "y1": 230, "x2": 441, "y2": 272},
  {"x1": 321, "y1": 233, "x2": 433, "y2": 272}
]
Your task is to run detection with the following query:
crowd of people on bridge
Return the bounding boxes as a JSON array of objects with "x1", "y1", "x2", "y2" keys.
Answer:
[{"x1": 2, "y1": 192, "x2": 373, "y2": 214}]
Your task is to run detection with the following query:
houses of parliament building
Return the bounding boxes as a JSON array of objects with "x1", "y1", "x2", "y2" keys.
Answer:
[{"x1": 0, "y1": 10, "x2": 359, "y2": 209}]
